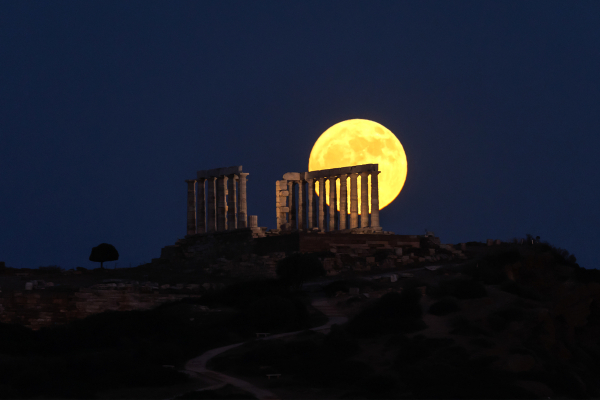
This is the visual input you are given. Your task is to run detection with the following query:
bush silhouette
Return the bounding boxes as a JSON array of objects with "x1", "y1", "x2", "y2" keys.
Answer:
[
  {"x1": 429, "y1": 297, "x2": 460, "y2": 316},
  {"x1": 244, "y1": 295, "x2": 307, "y2": 332},
  {"x1": 323, "y1": 324, "x2": 359, "y2": 358},
  {"x1": 346, "y1": 289, "x2": 426, "y2": 337},
  {"x1": 89, "y1": 243, "x2": 119, "y2": 269},
  {"x1": 488, "y1": 305, "x2": 525, "y2": 332},
  {"x1": 276, "y1": 253, "x2": 325, "y2": 290},
  {"x1": 216, "y1": 279, "x2": 290, "y2": 308},
  {"x1": 357, "y1": 373, "x2": 397, "y2": 396},
  {"x1": 431, "y1": 278, "x2": 487, "y2": 299},
  {"x1": 449, "y1": 316, "x2": 490, "y2": 336}
]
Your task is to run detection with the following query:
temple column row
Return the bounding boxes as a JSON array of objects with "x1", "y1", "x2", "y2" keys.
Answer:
[
  {"x1": 276, "y1": 170, "x2": 381, "y2": 232},
  {"x1": 186, "y1": 173, "x2": 248, "y2": 235},
  {"x1": 339, "y1": 174, "x2": 347, "y2": 230}
]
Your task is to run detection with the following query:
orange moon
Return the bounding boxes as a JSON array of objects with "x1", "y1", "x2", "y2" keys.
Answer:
[{"x1": 308, "y1": 119, "x2": 407, "y2": 213}]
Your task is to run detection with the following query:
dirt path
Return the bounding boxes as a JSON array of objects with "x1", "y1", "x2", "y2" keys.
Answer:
[
  {"x1": 175, "y1": 295, "x2": 348, "y2": 400},
  {"x1": 171, "y1": 263, "x2": 465, "y2": 399}
]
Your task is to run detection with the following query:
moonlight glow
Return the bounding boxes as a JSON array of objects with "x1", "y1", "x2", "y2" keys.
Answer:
[{"x1": 309, "y1": 119, "x2": 407, "y2": 213}]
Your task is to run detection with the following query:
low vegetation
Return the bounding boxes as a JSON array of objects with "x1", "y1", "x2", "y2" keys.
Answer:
[
  {"x1": 428, "y1": 296, "x2": 460, "y2": 316},
  {"x1": 209, "y1": 327, "x2": 368, "y2": 387},
  {"x1": 276, "y1": 253, "x2": 325, "y2": 290},
  {"x1": 428, "y1": 277, "x2": 487, "y2": 299},
  {"x1": 0, "y1": 278, "x2": 323, "y2": 398},
  {"x1": 175, "y1": 384, "x2": 257, "y2": 399},
  {"x1": 345, "y1": 288, "x2": 427, "y2": 337}
]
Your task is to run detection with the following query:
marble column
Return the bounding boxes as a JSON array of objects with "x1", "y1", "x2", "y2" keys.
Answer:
[
  {"x1": 329, "y1": 177, "x2": 337, "y2": 231},
  {"x1": 371, "y1": 171, "x2": 381, "y2": 228},
  {"x1": 197, "y1": 178, "x2": 206, "y2": 234},
  {"x1": 227, "y1": 174, "x2": 237, "y2": 230},
  {"x1": 360, "y1": 171, "x2": 370, "y2": 227},
  {"x1": 217, "y1": 176, "x2": 227, "y2": 231},
  {"x1": 276, "y1": 181, "x2": 284, "y2": 230},
  {"x1": 307, "y1": 178, "x2": 315, "y2": 230},
  {"x1": 297, "y1": 180, "x2": 305, "y2": 230},
  {"x1": 339, "y1": 174, "x2": 348, "y2": 230},
  {"x1": 238, "y1": 173, "x2": 249, "y2": 228},
  {"x1": 318, "y1": 177, "x2": 326, "y2": 231},
  {"x1": 349, "y1": 173, "x2": 359, "y2": 228},
  {"x1": 207, "y1": 177, "x2": 217, "y2": 232},
  {"x1": 288, "y1": 180, "x2": 296, "y2": 229},
  {"x1": 186, "y1": 180, "x2": 197, "y2": 235}
]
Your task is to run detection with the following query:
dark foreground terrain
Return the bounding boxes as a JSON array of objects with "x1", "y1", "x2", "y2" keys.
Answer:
[
  {"x1": 207, "y1": 243, "x2": 600, "y2": 399},
  {"x1": 0, "y1": 278, "x2": 326, "y2": 399},
  {"x1": 1, "y1": 240, "x2": 599, "y2": 399}
]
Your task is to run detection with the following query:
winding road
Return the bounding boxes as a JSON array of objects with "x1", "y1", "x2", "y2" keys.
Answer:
[
  {"x1": 173, "y1": 263, "x2": 455, "y2": 400},
  {"x1": 177, "y1": 293, "x2": 348, "y2": 400}
]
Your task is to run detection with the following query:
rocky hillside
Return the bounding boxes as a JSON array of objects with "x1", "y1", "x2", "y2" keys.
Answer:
[{"x1": 210, "y1": 242, "x2": 600, "y2": 399}]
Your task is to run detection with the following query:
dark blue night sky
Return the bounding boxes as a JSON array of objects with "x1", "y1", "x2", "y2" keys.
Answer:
[{"x1": 1, "y1": 1, "x2": 599, "y2": 270}]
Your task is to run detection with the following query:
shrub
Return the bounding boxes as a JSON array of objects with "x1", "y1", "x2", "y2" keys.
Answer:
[
  {"x1": 358, "y1": 374, "x2": 397, "y2": 396},
  {"x1": 449, "y1": 316, "x2": 490, "y2": 336},
  {"x1": 244, "y1": 295, "x2": 308, "y2": 332},
  {"x1": 276, "y1": 253, "x2": 325, "y2": 290},
  {"x1": 573, "y1": 266, "x2": 600, "y2": 284},
  {"x1": 469, "y1": 337, "x2": 495, "y2": 348},
  {"x1": 216, "y1": 279, "x2": 290, "y2": 308},
  {"x1": 176, "y1": 384, "x2": 257, "y2": 399},
  {"x1": 347, "y1": 289, "x2": 426, "y2": 337},
  {"x1": 498, "y1": 279, "x2": 519, "y2": 295},
  {"x1": 498, "y1": 280, "x2": 542, "y2": 300},
  {"x1": 401, "y1": 277, "x2": 427, "y2": 290},
  {"x1": 118, "y1": 364, "x2": 189, "y2": 387},
  {"x1": 323, "y1": 325, "x2": 359, "y2": 358},
  {"x1": 488, "y1": 305, "x2": 524, "y2": 332},
  {"x1": 428, "y1": 297, "x2": 460, "y2": 316},
  {"x1": 462, "y1": 250, "x2": 521, "y2": 284},
  {"x1": 313, "y1": 360, "x2": 372, "y2": 385},
  {"x1": 394, "y1": 335, "x2": 456, "y2": 370},
  {"x1": 431, "y1": 278, "x2": 487, "y2": 299}
]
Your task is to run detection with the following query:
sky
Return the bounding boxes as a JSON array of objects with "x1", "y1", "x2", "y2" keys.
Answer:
[{"x1": 1, "y1": 1, "x2": 599, "y2": 270}]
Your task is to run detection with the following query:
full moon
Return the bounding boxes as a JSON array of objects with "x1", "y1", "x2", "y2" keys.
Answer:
[{"x1": 308, "y1": 119, "x2": 407, "y2": 213}]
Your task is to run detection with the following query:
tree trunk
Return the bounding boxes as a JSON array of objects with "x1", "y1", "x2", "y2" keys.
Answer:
[{"x1": 100, "y1": 261, "x2": 104, "y2": 269}]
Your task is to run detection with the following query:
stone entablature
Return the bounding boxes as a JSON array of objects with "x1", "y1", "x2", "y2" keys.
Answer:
[
  {"x1": 186, "y1": 165, "x2": 250, "y2": 235},
  {"x1": 276, "y1": 164, "x2": 382, "y2": 233}
]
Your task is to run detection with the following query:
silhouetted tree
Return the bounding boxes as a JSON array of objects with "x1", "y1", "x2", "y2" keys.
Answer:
[
  {"x1": 89, "y1": 243, "x2": 119, "y2": 269},
  {"x1": 276, "y1": 253, "x2": 325, "y2": 290}
]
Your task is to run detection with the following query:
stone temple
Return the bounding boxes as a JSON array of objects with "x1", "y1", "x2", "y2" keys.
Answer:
[
  {"x1": 184, "y1": 164, "x2": 387, "y2": 237},
  {"x1": 152, "y1": 162, "x2": 449, "y2": 279}
]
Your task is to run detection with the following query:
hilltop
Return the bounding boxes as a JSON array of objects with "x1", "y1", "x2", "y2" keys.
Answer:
[{"x1": 0, "y1": 237, "x2": 599, "y2": 399}]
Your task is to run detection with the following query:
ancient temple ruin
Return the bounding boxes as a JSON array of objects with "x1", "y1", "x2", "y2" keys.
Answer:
[
  {"x1": 186, "y1": 163, "x2": 384, "y2": 237},
  {"x1": 185, "y1": 165, "x2": 250, "y2": 235},
  {"x1": 276, "y1": 164, "x2": 382, "y2": 233}
]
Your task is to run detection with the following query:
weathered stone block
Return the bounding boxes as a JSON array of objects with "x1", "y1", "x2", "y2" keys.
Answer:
[{"x1": 283, "y1": 172, "x2": 301, "y2": 180}]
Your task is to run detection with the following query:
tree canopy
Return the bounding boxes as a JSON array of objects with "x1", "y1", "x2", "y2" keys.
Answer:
[{"x1": 89, "y1": 243, "x2": 119, "y2": 269}]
